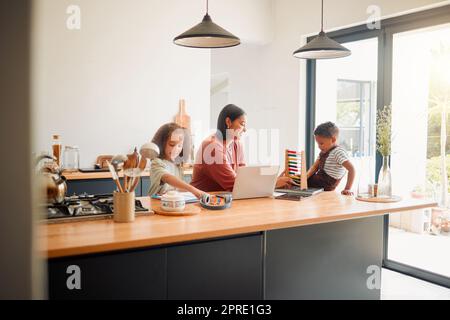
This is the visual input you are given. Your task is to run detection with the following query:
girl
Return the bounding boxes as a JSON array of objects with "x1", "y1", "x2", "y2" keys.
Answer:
[{"x1": 149, "y1": 123, "x2": 205, "y2": 199}]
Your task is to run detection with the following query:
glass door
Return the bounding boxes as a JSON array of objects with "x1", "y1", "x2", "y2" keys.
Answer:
[{"x1": 386, "y1": 23, "x2": 450, "y2": 281}]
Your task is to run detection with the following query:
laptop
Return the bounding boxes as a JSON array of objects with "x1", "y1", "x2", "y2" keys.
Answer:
[{"x1": 231, "y1": 165, "x2": 279, "y2": 200}]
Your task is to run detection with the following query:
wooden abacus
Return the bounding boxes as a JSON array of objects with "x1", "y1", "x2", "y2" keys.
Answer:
[{"x1": 285, "y1": 149, "x2": 308, "y2": 190}]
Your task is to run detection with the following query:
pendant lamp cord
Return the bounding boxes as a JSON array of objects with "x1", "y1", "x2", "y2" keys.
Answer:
[
  {"x1": 320, "y1": 0, "x2": 324, "y2": 32},
  {"x1": 206, "y1": 0, "x2": 209, "y2": 14}
]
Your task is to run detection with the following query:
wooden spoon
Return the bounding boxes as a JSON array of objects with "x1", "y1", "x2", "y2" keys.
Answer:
[
  {"x1": 123, "y1": 148, "x2": 139, "y2": 192},
  {"x1": 129, "y1": 156, "x2": 148, "y2": 193}
]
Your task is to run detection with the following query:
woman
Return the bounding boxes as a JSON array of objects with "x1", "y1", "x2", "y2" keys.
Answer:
[{"x1": 191, "y1": 104, "x2": 292, "y2": 192}]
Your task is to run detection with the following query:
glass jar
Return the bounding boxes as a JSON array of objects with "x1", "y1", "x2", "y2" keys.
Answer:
[
  {"x1": 356, "y1": 156, "x2": 375, "y2": 198},
  {"x1": 63, "y1": 146, "x2": 80, "y2": 172}
]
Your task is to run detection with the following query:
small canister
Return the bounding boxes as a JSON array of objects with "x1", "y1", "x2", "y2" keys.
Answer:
[
  {"x1": 369, "y1": 183, "x2": 378, "y2": 197},
  {"x1": 161, "y1": 191, "x2": 185, "y2": 212}
]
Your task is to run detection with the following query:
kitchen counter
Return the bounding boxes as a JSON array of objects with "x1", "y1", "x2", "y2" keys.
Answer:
[
  {"x1": 62, "y1": 168, "x2": 193, "y2": 181},
  {"x1": 41, "y1": 192, "x2": 435, "y2": 258}
]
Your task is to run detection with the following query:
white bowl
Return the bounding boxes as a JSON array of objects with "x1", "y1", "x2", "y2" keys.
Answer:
[{"x1": 161, "y1": 191, "x2": 185, "y2": 212}]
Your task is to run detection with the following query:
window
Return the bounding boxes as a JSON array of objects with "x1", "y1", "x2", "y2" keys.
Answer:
[{"x1": 336, "y1": 79, "x2": 375, "y2": 157}]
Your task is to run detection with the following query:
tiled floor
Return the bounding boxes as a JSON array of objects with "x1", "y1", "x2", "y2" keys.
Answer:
[{"x1": 381, "y1": 268, "x2": 450, "y2": 300}]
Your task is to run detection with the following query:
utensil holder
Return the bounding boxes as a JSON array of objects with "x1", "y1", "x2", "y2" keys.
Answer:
[{"x1": 113, "y1": 191, "x2": 135, "y2": 223}]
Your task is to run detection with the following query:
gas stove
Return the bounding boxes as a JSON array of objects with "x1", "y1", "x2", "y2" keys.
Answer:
[{"x1": 44, "y1": 193, "x2": 150, "y2": 223}]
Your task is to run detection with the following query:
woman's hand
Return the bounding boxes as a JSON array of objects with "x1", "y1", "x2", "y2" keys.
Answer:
[
  {"x1": 341, "y1": 189, "x2": 354, "y2": 196},
  {"x1": 275, "y1": 176, "x2": 294, "y2": 189}
]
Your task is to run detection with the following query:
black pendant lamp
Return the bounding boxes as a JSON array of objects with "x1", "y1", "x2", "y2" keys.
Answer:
[
  {"x1": 174, "y1": 0, "x2": 240, "y2": 49},
  {"x1": 293, "y1": 0, "x2": 351, "y2": 59}
]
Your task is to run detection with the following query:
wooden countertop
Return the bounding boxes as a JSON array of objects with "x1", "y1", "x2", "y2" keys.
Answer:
[
  {"x1": 62, "y1": 169, "x2": 193, "y2": 181},
  {"x1": 41, "y1": 192, "x2": 436, "y2": 258},
  {"x1": 62, "y1": 170, "x2": 150, "y2": 180}
]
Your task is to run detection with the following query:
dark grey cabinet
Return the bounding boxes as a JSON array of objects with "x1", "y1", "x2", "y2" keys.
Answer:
[
  {"x1": 47, "y1": 217, "x2": 383, "y2": 300},
  {"x1": 66, "y1": 177, "x2": 149, "y2": 196},
  {"x1": 48, "y1": 233, "x2": 263, "y2": 300},
  {"x1": 167, "y1": 234, "x2": 263, "y2": 300},
  {"x1": 65, "y1": 176, "x2": 175, "y2": 197},
  {"x1": 265, "y1": 216, "x2": 383, "y2": 300},
  {"x1": 48, "y1": 248, "x2": 167, "y2": 300},
  {"x1": 140, "y1": 177, "x2": 150, "y2": 196}
]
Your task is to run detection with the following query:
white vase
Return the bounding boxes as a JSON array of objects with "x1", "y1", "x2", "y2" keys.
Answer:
[{"x1": 378, "y1": 156, "x2": 392, "y2": 198}]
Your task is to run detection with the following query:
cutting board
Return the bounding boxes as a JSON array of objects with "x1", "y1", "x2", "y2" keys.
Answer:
[
  {"x1": 152, "y1": 203, "x2": 201, "y2": 216},
  {"x1": 355, "y1": 195, "x2": 402, "y2": 203},
  {"x1": 174, "y1": 99, "x2": 191, "y2": 130}
]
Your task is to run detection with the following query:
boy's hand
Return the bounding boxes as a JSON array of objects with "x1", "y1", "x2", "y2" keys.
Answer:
[
  {"x1": 341, "y1": 189, "x2": 354, "y2": 196},
  {"x1": 276, "y1": 176, "x2": 294, "y2": 189}
]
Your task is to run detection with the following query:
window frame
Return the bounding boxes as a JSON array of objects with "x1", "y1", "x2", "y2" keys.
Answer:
[{"x1": 336, "y1": 78, "x2": 375, "y2": 157}]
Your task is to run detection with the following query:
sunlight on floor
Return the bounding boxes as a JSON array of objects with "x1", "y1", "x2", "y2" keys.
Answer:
[
  {"x1": 388, "y1": 227, "x2": 450, "y2": 278},
  {"x1": 382, "y1": 268, "x2": 450, "y2": 300}
]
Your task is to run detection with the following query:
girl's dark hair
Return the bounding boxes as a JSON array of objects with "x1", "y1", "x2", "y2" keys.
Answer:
[
  {"x1": 314, "y1": 121, "x2": 339, "y2": 138},
  {"x1": 216, "y1": 104, "x2": 246, "y2": 140},
  {"x1": 152, "y1": 122, "x2": 190, "y2": 163}
]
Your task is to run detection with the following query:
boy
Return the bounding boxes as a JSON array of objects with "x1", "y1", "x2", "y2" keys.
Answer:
[{"x1": 307, "y1": 122, "x2": 355, "y2": 195}]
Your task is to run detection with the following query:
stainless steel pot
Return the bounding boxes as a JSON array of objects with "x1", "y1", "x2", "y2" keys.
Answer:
[{"x1": 36, "y1": 154, "x2": 68, "y2": 204}]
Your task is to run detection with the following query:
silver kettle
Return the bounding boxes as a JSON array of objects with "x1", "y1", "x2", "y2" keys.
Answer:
[{"x1": 36, "y1": 155, "x2": 68, "y2": 204}]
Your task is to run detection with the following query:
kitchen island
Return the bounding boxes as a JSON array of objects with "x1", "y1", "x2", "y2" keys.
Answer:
[{"x1": 42, "y1": 192, "x2": 435, "y2": 300}]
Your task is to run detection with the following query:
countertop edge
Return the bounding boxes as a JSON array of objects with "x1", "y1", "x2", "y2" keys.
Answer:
[{"x1": 44, "y1": 201, "x2": 436, "y2": 259}]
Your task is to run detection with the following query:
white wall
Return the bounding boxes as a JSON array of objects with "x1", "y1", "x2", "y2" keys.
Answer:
[
  {"x1": 32, "y1": 0, "x2": 276, "y2": 168},
  {"x1": 32, "y1": 0, "x2": 213, "y2": 167},
  {"x1": 212, "y1": 0, "x2": 449, "y2": 167},
  {"x1": 212, "y1": 0, "x2": 274, "y2": 45},
  {"x1": 212, "y1": 44, "x2": 289, "y2": 166}
]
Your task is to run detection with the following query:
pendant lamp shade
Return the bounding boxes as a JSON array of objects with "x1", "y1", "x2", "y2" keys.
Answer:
[
  {"x1": 293, "y1": 31, "x2": 351, "y2": 59},
  {"x1": 174, "y1": 1, "x2": 240, "y2": 49},
  {"x1": 293, "y1": 0, "x2": 351, "y2": 59}
]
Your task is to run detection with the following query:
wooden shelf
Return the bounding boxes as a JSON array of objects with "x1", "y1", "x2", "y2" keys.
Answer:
[{"x1": 62, "y1": 168, "x2": 191, "y2": 180}]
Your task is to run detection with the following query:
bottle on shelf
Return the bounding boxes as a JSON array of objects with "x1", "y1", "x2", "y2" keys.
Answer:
[{"x1": 52, "y1": 134, "x2": 62, "y2": 167}]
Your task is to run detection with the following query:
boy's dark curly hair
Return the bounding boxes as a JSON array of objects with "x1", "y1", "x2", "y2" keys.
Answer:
[{"x1": 314, "y1": 122, "x2": 339, "y2": 138}]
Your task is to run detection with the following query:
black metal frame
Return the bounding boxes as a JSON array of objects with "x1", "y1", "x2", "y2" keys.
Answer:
[{"x1": 306, "y1": 4, "x2": 450, "y2": 288}]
